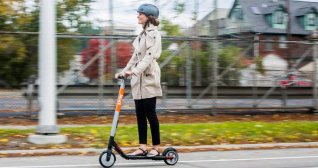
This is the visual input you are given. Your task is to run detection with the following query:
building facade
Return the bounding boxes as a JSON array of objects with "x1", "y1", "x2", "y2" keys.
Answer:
[{"x1": 222, "y1": 0, "x2": 318, "y2": 86}]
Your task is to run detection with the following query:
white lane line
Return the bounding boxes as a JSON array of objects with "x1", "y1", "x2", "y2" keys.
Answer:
[
  {"x1": 1, "y1": 155, "x2": 318, "y2": 168},
  {"x1": 181, "y1": 155, "x2": 318, "y2": 163},
  {"x1": 0, "y1": 165, "x2": 100, "y2": 168},
  {"x1": 0, "y1": 162, "x2": 165, "y2": 168}
]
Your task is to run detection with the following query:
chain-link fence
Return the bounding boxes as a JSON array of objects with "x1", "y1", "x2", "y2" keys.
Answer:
[{"x1": 0, "y1": 32, "x2": 317, "y2": 115}]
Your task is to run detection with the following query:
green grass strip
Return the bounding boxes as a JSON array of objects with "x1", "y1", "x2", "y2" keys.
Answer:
[{"x1": 1, "y1": 122, "x2": 318, "y2": 148}]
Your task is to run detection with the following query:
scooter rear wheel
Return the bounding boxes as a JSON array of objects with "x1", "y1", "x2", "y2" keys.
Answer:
[
  {"x1": 99, "y1": 152, "x2": 116, "y2": 168},
  {"x1": 164, "y1": 150, "x2": 179, "y2": 165}
]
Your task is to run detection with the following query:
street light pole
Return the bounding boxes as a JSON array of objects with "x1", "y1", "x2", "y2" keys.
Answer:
[
  {"x1": 211, "y1": 0, "x2": 218, "y2": 116},
  {"x1": 195, "y1": 0, "x2": 202, "y2": 86},
  {"x1": 28, "y1": 0, "x2": 67, "y2": 144},
  {"x1": 286, "y1": 0, "x2": 292, "y2": 72}
]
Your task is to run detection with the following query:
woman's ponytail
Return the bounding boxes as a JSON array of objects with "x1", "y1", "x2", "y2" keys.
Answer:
[{"x1": 148, "y1": 15, "x2": 160, "y2": 26}]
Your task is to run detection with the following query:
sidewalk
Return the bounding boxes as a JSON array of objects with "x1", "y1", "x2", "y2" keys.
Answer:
[
  {"x1": 2, "y1": 142, "x2": 318, "y2": 155},
  {"x1": 0, "y1": 124, "x2": 114, "y2": 130}
]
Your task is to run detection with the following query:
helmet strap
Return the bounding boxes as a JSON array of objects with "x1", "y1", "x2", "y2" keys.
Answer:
[{"x1": 143, "y1": 20, "x2": 150, "y2": 30}]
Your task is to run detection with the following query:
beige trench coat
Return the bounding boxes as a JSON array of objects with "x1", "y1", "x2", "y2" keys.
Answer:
[{"x1": 122, "y1": 24, "x2": 162, "y2": 100}]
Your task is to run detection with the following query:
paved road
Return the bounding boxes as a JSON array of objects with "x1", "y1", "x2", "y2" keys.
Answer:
[
  {"x1": 0, "y1": 89, "x2": 314, "y2": 113},
  {"x1": 1, "y1": 148, "x2": 318, "y2": 168},
  {"x1": 0, "y1": 92, "x2": 314, "y2": 115}
]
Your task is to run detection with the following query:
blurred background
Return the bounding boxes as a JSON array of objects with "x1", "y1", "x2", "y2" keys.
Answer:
[{"x1": 1, "y1": 0, "x2": 318, "y2": 115}]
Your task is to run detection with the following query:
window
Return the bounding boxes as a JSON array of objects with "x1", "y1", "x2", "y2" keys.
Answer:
[
  {"x1": 308, "y1": 13, "x2": 316, "y2": 26},
  {"x1": 276, "y1": 10, "x2": 284, "y2": 24},
  {"x1": 279, "y1": 35, "x2": 287, "y2": 48},
  {"x1": 236, "y1": 9, "x2": 243, "y2": 21},
  {"x1": 218, "y1": 19, "x2": 226, "y2": 28},
  {"x1": 232, "y1": 5, "x2": 243, "y2": 22},
  {"x1": 265, "y1": 35, "x2": 273, "y2": 50}
]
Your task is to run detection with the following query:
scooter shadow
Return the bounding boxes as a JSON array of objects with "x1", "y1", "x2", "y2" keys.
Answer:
[{"x1": 113, "y1": 162, "x2": 167, "y2": 167}]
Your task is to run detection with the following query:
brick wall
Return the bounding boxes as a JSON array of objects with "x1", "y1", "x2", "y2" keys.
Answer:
[{"x1": 259, "y1": 34, "x2": 306, "y2": 59}]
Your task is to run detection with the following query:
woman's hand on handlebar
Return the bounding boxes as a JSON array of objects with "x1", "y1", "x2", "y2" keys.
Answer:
[
  {"x1": 115, "y1": 71, "x2": 133, "y2": 79},
  {"x1": 115, "y1": 73, "x2": 123, "y2": 79},
  {"x1": 123, "y1": 71, "x2": 134, "y2": 78}
]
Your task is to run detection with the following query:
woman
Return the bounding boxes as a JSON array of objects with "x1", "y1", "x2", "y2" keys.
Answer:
[{"x1": 115, "y1": 4, "x2": 162, "y2": 157}]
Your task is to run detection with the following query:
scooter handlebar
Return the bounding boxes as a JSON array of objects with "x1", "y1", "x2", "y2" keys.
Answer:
[{"x1": 118, "y1": 74, "x2": 130, "y2": 79}]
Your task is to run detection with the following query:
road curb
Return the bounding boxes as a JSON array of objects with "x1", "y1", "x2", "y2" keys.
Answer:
[{"x1": 2, "y1": 142, "x2": 318, "y2": 154}]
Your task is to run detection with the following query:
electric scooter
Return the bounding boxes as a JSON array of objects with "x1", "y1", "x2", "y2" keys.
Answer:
[{"x1": 99, "y1": 75, "x2": 179, "y2": 168}]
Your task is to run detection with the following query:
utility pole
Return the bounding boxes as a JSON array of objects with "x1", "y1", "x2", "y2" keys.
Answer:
[
  {"x1": 110, "y1": 0, "x2": 116, "y2": 85},
  {"x1": 195, "y1": 0, "x2": 202, "y2": 86},
  {"x1": 286, "y1": 0, "x2": 292, "y2": 72},
  {"x1": 98, "y1": 39, "x2": 105, "y2": 113},
  {"x1": 109, "y1": 0, "x2": 118, "y2": 103},
  {"x1": 211, "y1": 0, "x2": 218, "y2": 116},
  {"x1": 186, "y1": 42, "x2": 192, "y2": 108},
  {"x1": 313, "y1": 30, "x2": 318, "y2": 114},
  {"x1": 253, "y1": 34, "x2": 260, "y2": 107},
  {"x1": 109, "y1": 0, "x2": 114, "y2": 40},
  {"x1": 28, "y1": 0, "x2": 67, "y2": 144}
]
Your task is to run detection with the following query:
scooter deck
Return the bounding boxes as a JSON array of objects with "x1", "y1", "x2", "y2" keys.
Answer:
[
  {"x1": 121, "y1": 155, "x2": 169, "y2": 160},
  {"x1": 113, "y1": 145, "x2": 173, "y2": 160}
]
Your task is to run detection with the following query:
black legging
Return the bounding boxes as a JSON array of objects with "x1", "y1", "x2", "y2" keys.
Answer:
[{"x1": 134, "y1": 97, "x2": 160, "y2": 145}]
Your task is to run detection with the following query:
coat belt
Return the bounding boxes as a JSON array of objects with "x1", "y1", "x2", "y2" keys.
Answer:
[{"x1": 134, "y1": 52, "x2": 156, "y2": 75}]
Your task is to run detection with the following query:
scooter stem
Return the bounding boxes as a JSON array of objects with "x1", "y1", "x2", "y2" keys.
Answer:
[{"x1": 107, "y1": 76, "x2": 127, "y2": 161}]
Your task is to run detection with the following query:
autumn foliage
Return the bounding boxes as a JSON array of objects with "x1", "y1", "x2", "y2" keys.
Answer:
[
  {"x1": 117, "y1": 42, "x2": 134, "y2": 67},
  {"x1": 80, "y1": 39, "x2": 134, "y2": 80}
]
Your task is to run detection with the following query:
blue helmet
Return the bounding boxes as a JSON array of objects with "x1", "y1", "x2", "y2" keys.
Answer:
[{"x1": 137, "y1": 4, "x2": 159, "y2": 19}]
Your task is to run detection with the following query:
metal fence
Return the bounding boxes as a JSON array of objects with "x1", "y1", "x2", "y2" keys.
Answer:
[{"x1": 0, "y1": 32, "x2": 317, "y2": 115}]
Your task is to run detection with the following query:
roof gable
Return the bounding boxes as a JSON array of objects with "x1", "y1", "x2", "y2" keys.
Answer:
[
  {"x1": 231, "y1": 0, "x2": 318, "y2": 35},
  {"x1": 296, "y1": 7, "x2": 318, "y2": 16},
  {"x1": 262, "y1": 4, "x2": 286, "y2": 15},
  {"x1": 228, "y1": 0, "x2": 238, "y2": 18}
]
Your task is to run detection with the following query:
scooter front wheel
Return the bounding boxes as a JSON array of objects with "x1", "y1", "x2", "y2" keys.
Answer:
[{"x1": 99, "y1": 152, "x2": 116, "y2": 168}]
